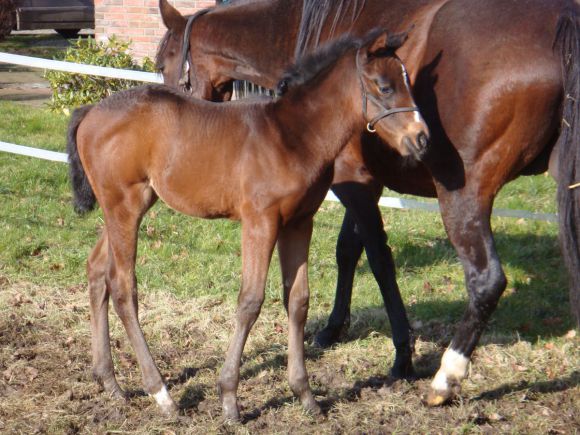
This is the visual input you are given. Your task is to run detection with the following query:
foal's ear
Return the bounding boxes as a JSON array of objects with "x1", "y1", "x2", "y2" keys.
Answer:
[
  {"x1": 387, "y1": 30, "x2": 411, "y2": 51},
  {"x1": 366, "y1": 31, "x2": 390, "y2": 57},
  {"x1": 160, "y1": 0, "x2": 186, "y2": 32}
]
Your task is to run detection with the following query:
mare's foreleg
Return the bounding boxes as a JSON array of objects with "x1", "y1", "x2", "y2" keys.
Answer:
[
  {"x1": 278, "y1": 216, "x2": 320, "y2": 415},
  {"x1": 318, "y1": 182, "x2": 414, "y2": 378},
  {"x1": 218, "y1": 209, "x2": 278, "y2": 421},
  {"x1": 425, "y1": 191, "x2": 506, "y2": 406},
  {"x1": 88, "y1": 230, "x2": 124, "y2": 398}
]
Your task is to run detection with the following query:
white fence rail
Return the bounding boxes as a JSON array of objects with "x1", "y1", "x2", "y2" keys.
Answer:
[{"x1": 0, "y1": 52, "x2": 558, "y2": 222}]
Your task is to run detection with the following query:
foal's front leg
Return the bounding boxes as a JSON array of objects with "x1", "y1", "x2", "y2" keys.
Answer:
[
  {"x1": 218, "y1": 210, "x2": 279, "y2": 421},
  {"x1": 278, "y1": 216, "x2": 320, "y2": 415}
]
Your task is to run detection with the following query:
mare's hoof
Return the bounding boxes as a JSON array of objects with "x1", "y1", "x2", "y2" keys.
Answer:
[
  {"x1": 422, "y1": 381, "x2": 461, "y2": 407},
  {"x1": 390, "y1": 350, "x2": 416, "y2": 380},
  {"x1": 313, "y1": 326, "x2": 341, "y2": 348},
  {"x1": 390, "y1": 361, "x2": 416, "y2": 380}
]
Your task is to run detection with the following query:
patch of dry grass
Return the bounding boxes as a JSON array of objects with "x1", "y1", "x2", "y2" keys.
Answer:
[{"x1": 1, "y1": 279, "x2": 578, "y2": 434}]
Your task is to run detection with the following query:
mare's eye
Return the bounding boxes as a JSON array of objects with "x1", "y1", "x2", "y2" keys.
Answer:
[{"x1": 379, "y1": 85, "x2": 393, "y2": 96}]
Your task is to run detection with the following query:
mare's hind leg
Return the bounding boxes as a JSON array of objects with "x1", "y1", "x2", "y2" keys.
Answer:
[
  {"x1": 425, "y1": 190, "x2": 506, "y2": 406},
  {"x1": 316, "y1": 182, "x2": 414, "y2": 378},
  {"x1": 218, "y1": 209, "x2": 279, "y2": 421},
  {"x1": 88, "y1": 230, "x2": 124, "y2": 398},
  {"x1": 278, "y1": 216, "x2": 320, "y2": 415},
  {"x1": 102, "y1": 185, "x2": 178, "y2": 415}
]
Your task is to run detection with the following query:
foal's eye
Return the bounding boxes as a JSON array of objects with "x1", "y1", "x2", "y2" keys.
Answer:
[{"x1": 379, "y1": 85, "x2": 394, "y2": 96}]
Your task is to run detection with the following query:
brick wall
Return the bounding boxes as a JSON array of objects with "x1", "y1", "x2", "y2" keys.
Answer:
[{"x1": 94, "y1": 0, "x2": 216, "y2": 60}]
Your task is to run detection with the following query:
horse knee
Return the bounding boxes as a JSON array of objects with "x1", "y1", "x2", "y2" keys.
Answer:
[
  {"x1": 468, "y1": 263, "x2": 507, "y2": 312},
  {"x1": 237, "y1": 293, "x2": 264, "y2": 321}
]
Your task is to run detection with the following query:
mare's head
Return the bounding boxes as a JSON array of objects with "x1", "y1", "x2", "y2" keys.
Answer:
[
  {"x1": 157, "y1": 0, "x2": 228, "y2": 100},
  {"x1": 159, "y1": 0, "x2": 265, "y2": 101},
  {"x1": 278, "y1": 30, "x2": 429, "y2": 158},
  {"x1": 354, "y1": 30, "x2": 429, "y2": 158}
]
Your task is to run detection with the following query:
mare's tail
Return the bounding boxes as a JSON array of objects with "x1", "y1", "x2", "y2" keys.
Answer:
[
  {"x1": 66, "y1": 105, "x2": 97, "y2": 214},
  {"x1": 554, "y1": 9, "x2": 580, "y2": 327}
]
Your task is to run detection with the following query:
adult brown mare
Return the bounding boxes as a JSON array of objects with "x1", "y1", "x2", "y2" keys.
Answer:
[
  {"x1": 157, "y1": 0, "x2": 580, "y2": 406},
  {"x1": 67, "y1": 31, "x2": 428, "y2": 419}
]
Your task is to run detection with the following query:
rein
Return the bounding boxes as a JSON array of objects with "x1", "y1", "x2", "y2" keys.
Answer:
[
  {"x1": 355, "y1": 48, "x2": 419, "y2": 133},
  {"x1": 178, "y1": 9, "x2": 210, "y2": 92}
]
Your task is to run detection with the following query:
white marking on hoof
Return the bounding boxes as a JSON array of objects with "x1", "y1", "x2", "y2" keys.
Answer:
[
  {"x1": 152, "y1": 385, "x2": 174, "y2": 410},
  {"x1": 431, "y1": 348, "x2": 469, "y2": 391}
]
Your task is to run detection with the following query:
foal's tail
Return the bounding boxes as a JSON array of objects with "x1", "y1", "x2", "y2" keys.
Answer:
[
  {"x1": 554, "y1": 9, "x2": 580, "y2": 327},
  {"x1": 66, "y1": 105, "x2": 97, "y2": 214}
]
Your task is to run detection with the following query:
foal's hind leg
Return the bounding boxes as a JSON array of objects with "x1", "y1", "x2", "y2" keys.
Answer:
[
  {"x1": 278, "y1": 216, "x2": 320, "y2": 415},
  {"x1": 88, "y1": 230, "x2": 124, "y2": 398},
  {"x1": 102, "y1": 186, "x2": 178, "y2": 415},
  {"x1": 218, "y1": 209, "x2": 279, "y2": 421}
]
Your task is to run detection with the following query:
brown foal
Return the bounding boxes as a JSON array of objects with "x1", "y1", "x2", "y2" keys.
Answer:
[{"x1": 67, "y1": 30, "x2": 428, "y2": 420}]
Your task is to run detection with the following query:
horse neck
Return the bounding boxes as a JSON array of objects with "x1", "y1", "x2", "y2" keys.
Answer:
[
  {"x1": 191, "y1": 1, "x2": 303, "y2": 88},
  {"x1": 273, "y1": 55, "x2": 362, "y2": 168}
]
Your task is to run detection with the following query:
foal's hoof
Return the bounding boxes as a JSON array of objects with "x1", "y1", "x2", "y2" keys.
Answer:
[
  {"x1": 222, "y1": 405, "x2": 241, "y2": 423},
  {"x1": 313, "y1": 326, "x2": 342, "y2": 348},
  {"x1": 151, "y1": 386, "x2": 180, "y2": 417},
  {"x1": 303, "y1": 397, "x2": 322, "y2": 417}
]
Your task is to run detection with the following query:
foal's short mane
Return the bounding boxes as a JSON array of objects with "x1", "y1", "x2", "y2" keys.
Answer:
[{"x1": 277, "y1": 29, "x2": 393, "y2": 97}]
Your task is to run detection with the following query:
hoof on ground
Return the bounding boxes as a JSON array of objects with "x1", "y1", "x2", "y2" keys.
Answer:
[
  {"x1": 390, "y1": 359, "x2": 416, "y2": 380},
  {"x1": 312, "y1": 327, "x2": 341, "y2": 348}
]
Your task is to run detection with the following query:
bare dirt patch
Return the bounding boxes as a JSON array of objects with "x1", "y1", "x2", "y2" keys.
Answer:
[{"x1": 0, "y1": 280, "x2": 578, "y2": 434}]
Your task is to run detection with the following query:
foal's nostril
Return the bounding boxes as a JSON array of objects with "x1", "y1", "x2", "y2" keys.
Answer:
[
  {"x1": 402, "y1": 136, "x2": 414, "y2": 153},
  {"x1": 417, "y1": 132, "x2": 429, "y2": 150}
]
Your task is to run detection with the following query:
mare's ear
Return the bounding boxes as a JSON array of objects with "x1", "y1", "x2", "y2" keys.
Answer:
[{"x1": 160, "y1": 0, "x2": 186, "y2": 32}]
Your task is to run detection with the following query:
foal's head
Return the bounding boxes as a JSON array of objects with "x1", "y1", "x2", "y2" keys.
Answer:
[
  {"x1": 354, "y1": 30, "x2": 429, "y2": 158},
  {"x1": 278, "y1": 30, "x2": 429, "y2": 158}
]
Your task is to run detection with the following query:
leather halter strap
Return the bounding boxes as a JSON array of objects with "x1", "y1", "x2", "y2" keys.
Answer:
[
  {"x1": 356, "y1": 48, "x2": 419, "y2": 133},
  {"x1": 177, "y1": 9, "x2": 210, "y2": 91}
]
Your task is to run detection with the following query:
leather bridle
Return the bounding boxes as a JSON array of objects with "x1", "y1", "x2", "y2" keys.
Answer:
[
  {"x1": 356, "y1": 48, "x2": 420, "y2": 133},
  {"x1": 177, "y1": 9, "x2": 210, "y2": 92}
]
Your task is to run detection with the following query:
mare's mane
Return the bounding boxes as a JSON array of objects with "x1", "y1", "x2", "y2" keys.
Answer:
[{"x1": 295, "y1": 0, "x2": 367, "y2": 59}]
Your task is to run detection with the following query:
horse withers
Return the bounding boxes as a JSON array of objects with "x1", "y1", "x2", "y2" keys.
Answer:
[{"x1": 67, "y1": 31, "x2": 428, "y2": 419}]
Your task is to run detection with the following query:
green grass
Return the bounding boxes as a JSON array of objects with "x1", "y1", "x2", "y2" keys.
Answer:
[
  {"x1": 0, "y1": 101, "x2": 577, "y2": 433},
  {"x1": 0, "y1": 101, "x2": 570, "y2": 340}
]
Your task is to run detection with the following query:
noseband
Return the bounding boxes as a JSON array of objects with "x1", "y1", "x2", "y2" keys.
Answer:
[
  {"x1": 356, "y1": 49, "x2": 420, "y2": 133},
  {"x1": 177, "y1": 9, "x2": 210, "y2": 92}
]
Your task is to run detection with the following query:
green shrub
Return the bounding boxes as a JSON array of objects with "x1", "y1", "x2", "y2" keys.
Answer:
[{"x1": 45, "y1": 36, "x2": 156, "y2": 112}]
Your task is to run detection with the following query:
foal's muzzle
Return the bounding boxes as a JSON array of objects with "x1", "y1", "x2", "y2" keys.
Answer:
[{"x1": 402, "y1": 131, "x2": 429, "y2": 159}]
